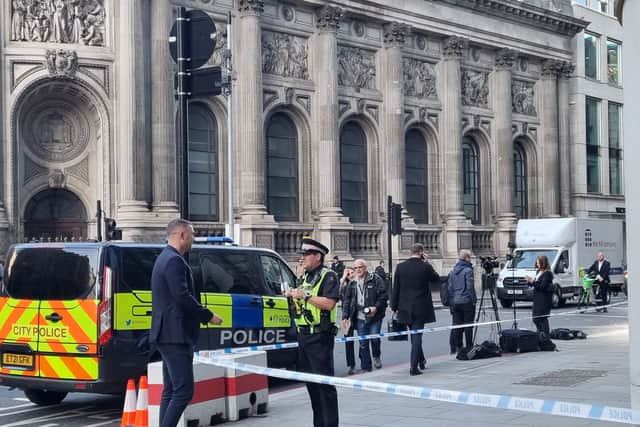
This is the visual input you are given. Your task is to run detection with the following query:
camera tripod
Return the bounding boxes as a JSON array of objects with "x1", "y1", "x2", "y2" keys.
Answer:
[{"x1": 472, "y1": 271, "x2": 502, "y2": 346}]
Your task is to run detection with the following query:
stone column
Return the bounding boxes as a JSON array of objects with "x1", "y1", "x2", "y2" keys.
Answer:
[
  {"x1": 151, "y1": 0, "x2": 179, "y2": 215},
  {"x1": 236, "y1": 0, "x2": 268, "y2": 218},
  {"x1": 491, "y1": 49, "x2": 517, "y2": 256},
  {"x1": 437, "y1": 36, "x2": 468, "y2": 258},
  {"x1": 0, "y1": 30, "x2": 8, "y2": 250},
  {"x1": 314, "y1": 5, "x2": 343, "y2": 221},
  {"x1": 116, "y1": 0, "x2": 149, "y2": 218},
  {"x1": 380, "y1": 22, "x2": 409, "y2": 207},
  {"x1": 558, "y1": 62, "x2": 575, "y2": 217},
  {"x1": 539, "y1": 60, "x2": 561, "y2": 217}
]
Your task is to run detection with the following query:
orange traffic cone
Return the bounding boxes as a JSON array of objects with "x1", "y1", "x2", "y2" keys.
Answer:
[
  {"x1": 134, "y1": 376, "x2": 149, "y2": 427},
  {"x1": 121, "y1": 378, "x2": 137, "y2": 427}
]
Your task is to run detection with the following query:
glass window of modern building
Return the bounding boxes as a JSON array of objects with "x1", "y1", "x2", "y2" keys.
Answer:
[
  {"x1": 340, "y1": 122, "x2": 368, "y2": 223},
  {"x1": 608, "y1": 102, "x2": 623, "y2": 195},
  {"x1": 586, "y1": 97, "x2": 601, "y2": 193},
  {"x1": 584, "y1": 33, "x2": 599, "y2": 80},
  {"x1": 188, "y1": 104, "x2": 219, "y2": 221},
  {"x1": 607, "y1": 39, "x2": 621, "y2": 85},
  {"x1": 266, "y1": 113, "x2": 299, "y2": 221},
  {"x1": 405, "y1": 129, "x2": 428, "y2": 224},
  {"x1": 462, "y1": 137, "x2": 480, "y2": 224}
]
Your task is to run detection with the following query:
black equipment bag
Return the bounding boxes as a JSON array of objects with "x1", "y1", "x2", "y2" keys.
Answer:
[
  {"x1": 456, "y1": 341, "x2": 502, "y2": 360},
  {"x1": 387, "y1": 313, "x2": 408, "y2": 341},
  {"x1": 500, "y1": 328, "x2": 540, "y2": 353}
]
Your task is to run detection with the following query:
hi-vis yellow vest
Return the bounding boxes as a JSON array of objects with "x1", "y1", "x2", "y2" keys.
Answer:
[{"x1": 294, "y1": 267, "x2": 337, "y2": 327}]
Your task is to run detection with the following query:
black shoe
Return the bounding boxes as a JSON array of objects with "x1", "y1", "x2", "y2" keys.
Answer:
[
  {"x1": 347, "y1": 366, "x2": 356, "y2": 375},
  {"x1": 603, "y1": 308, "x2": 608, "y2": 313},
  {"x1": 409, "y1": 368, "x2": 423, "y2": 376},
  {"x1": 450, "y1": 348, "x2": 457, "y2": 355},
  {"x1": 419, "y1": 361, "x2": 426, "y2": 370},
  {"x1": 362, "y1": 367, "x2": 372, "y2": 372}
]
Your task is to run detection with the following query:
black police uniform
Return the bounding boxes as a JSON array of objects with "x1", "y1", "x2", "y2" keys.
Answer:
[{"x1": 296, "y1": 264, "x2": 340, "y2": 427}]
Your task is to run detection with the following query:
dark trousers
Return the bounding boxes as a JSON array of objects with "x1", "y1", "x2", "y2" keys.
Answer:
[
  {"x1": 345, "y1": 324, "x2": 355, "y2": 368},
  {"x1": 450, "y1": 303, "x2": 476, "y2": 351},
  {"x1": 533, "y1": 316, "x2": 550, "y2": 335},
  {"x1": 298, "y1": 331, "x2": 339, "y2": 427},
  {"x1": 409, "y1": 320, "x2": 425, "y2": 370},
  {"x1": 157, "y1": 343, "x2": 194, "y2": 427},
  {"x1": 598, "y1": 281, "x2": 610, "y2": 306},
  {"x1": 356, "y1": 318, "x2": 382, "y2": 370}
]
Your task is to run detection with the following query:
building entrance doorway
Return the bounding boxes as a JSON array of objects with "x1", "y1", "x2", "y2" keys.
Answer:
[{"x1": 24, "y1": 189, "x2": 88, "y2": 241}]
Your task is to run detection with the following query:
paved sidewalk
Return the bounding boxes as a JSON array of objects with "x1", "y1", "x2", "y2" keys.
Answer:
[{"x1": 233, "y1": 318, "x2": 630, "y2": 426}]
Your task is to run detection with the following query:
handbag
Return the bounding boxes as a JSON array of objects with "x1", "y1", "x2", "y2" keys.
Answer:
[{"x1": 387, "y1": 312, "x2": 408, "y2": 341}]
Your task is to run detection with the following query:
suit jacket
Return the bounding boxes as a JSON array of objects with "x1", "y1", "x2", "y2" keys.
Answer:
[
  {"x1": 588, "y1": 259, "x2": 611, "y2": 284},
  {"x1": 150, "y1": 246, "x2": 213, "y2": 346},
  {"x1": 531, "y1": 270, "x2": 554, "y2": 316},
  {"x1": 390, "y1": 257, "x2": 439, "y2": 325}
]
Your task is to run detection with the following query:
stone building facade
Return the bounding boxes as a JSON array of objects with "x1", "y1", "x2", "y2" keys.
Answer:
[{"x1": 0, "y1": 0, "x2": 588, "y2": 268}]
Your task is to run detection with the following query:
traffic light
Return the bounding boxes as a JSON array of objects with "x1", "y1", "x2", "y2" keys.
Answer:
[
  {"x1": 390, "y1": 203, "x2": 402, "y2": 236},
  {"x1": 104, "y1": 218, "x2": 122, "y2": 241}
]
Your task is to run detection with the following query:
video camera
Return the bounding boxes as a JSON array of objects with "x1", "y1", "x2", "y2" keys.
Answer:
[{"x1": 479, "y1": 256, "x2": 500, "y2": 274}]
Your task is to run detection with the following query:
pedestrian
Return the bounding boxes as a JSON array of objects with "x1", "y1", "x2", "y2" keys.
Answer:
[
  {"x1": 330, "y1": 255, "x2": 345, "y2": 278},
  {"x1": 150, "y1": 219, "x2": 223, "y2": 427},
  {"x1": 339, "y1": 267, "x2": 356, "y2": 375},
  {"x1": 284, "y1": 237, "x2": 339, "y2": 427},
  {"x1": 390, "y1": 243, "x2": 439, "y2": 375},
  {"x1": 526, "y1": 255, "x2": 554, "y2": 335},
  {"x1": 342, "y1": 259, "x2": 387, "y2": 372},
  {"x1": 375, "y1": 260, "x2": 391, "y2": 299},
  {"x1": 588, "y1": 252, "x2": 611, "y2": 313},
  {"x1": 448, "y1": 249, "x2": 477, "y2": 354}
]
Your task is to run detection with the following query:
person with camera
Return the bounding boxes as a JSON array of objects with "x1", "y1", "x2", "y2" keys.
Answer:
[
  {"x1": 588, "y1": 252, "x2": 611, "y2": 313},
  {"x1": 448, "y1": 249, "x2": 477, "y2": 354},
  {"x1": 339, "y1": 267, "x2": 357, "y2": 374},
  {"x1": 342, "y1": 259, "x2": 388, "y2": 372},
  {"x1": 525, "y1": 255, "x2": 554, "y2": 335}
]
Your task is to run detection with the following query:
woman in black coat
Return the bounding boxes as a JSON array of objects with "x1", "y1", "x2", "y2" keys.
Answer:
[{"x1": 526, "y1": 255, "x2": 554, "y2": 335}]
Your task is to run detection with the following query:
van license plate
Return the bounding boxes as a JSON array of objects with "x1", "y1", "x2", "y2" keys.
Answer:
[
  {"x1": 507, "y1": 290, "x2": 524, "y2": 295},
  {"x1": 2, "y1": 353, "x2": 33, "y2": 368}
]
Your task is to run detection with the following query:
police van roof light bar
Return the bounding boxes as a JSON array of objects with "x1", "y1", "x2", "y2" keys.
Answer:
[{"x1": 194, "y1": 236, "x2": 235, "y2": 245}]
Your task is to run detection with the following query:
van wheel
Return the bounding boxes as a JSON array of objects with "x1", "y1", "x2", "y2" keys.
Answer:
[
  {"x1": 500, "y1": 299, "x2": 513, "y2": 308},
  {"x1": 24, "y1": 389, "x2": 67, "y2": 406},
  {"x1": 551, "y1": 289, "x2": 565, "y2": 309}
]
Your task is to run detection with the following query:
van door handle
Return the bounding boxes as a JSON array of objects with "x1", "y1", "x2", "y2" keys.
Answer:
[
  {"x1": 45, "y1": 313, "x2": 62, "y2": 323},
  {"x1": 265, "y1": 299, "x2": 276, "y2": 308}
]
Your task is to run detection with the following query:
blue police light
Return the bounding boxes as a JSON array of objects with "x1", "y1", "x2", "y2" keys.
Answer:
[{"x1": 194, "y1": 236, "x2": 235, "y2": 245}]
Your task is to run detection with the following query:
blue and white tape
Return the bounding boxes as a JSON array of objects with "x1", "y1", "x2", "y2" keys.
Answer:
[
  {"x1": 203, "y1": 300, "x2": 628, "y2": 355},
  {"x1": 194, "y1": 354, "x2": 639, "y2": 425}
]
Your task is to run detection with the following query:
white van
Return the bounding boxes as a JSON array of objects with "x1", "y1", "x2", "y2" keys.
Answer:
[{"x1": 496, "y1": 218, "x2": 625, "y2": 308}]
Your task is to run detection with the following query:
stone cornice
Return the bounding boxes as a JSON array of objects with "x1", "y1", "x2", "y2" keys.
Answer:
[
  {"x1": 432, "y1": 0, "x2": 589, "y2": 36},
  {"x1": 383, "y1": 22, "x2": 410, "y2": 47},
  {"x1": 316, "y1": 5, "x2": 344, "y2": 31}
]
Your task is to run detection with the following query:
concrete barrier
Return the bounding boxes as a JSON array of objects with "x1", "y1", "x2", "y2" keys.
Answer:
[{"x1": 219, "y1": 351, "x2": 269, "y2": 421}]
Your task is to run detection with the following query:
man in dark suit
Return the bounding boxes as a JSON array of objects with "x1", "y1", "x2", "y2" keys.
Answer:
[
  {"x1": 588, "y1": 252, "x2": 611, "y2": 313},
  {"x1": 390, "y1": 244, "x2": 439, "y2": 375},
  {"x1": 150, "y1": 219, "x2": 223, "y2": 427}
]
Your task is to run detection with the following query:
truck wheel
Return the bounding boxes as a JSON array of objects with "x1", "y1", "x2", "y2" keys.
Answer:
[
  {"x1": 24, "y1": 389, "x2": 67, "y2": 406},
  {"x1": 500, "y1": 299, "x2": 513, "y2": 308},
  {"x1": 551, "y1": 290, "x2": 561, "y2": 309}
]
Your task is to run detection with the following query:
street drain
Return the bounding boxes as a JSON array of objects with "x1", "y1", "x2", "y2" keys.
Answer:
[{"x1": 516, "y1": 369, "x2": 607, "y2": 387}]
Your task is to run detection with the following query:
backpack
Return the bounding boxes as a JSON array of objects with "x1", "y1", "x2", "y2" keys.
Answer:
[{"x1": 440, "y1": 274, "x2": 450, "y2": 307}]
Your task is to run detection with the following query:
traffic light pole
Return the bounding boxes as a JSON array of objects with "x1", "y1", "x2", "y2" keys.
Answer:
[
  {"x1": 177, "y1": 7, "x2": 190, "y2": 219},
  {"x1": 387, "y1": 195, "x2": 393, "y2": 280},
  {"x1": 225, "y1": 12, "x2": 234, "y2": 241}
]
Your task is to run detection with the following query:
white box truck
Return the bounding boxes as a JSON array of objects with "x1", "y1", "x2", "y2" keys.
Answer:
[{"x1": 496, "y1": 218, "x2": 625, "y2": 308}]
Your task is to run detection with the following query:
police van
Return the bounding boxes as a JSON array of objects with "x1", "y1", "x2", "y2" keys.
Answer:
[{"x1": 0, "y1": 240, "x2": 298, "y2": 405}]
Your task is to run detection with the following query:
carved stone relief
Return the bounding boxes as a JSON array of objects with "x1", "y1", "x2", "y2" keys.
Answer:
[
  {"x1": 24, "y1": 156, "x2": 47, "y2": 183},
  {"x1": 442, "y1": 36, "x2": 466, "y2": 59},
  {"x1": 383, "y1": 22, "x2": 409, "y2": 47},
  {"x1": 316, "y1": 5, "x2": 342, "y2": 31},
  {"x1": 461, "y1": 70, "x2": 489, "y2": 108},
  {"x1": 48, "y1": 169, "x2": 66, "y2": 188},
  {"x1": 403, "y1": 58, "x2": 437, "y2": 99},
  {"x1": 337, "y1": 46, "x2": 376, "y2": 91},
  {"x1": 238, "y1": 0, "x2": 264, "y2": 14},
  {"x1": 281, "y1": 5, "x2": 294, "y2": 22},
  {"x1": 512, "y1": 80, "x2": 536, "y2": 116},
  {"x1": 67, "y1": 156, "x2": 90, "y2": 184},
  {"x1": 44, "y1": 49, "x2": 78, "y2": 78},
  {"x1": 263, "y1": 89, "x2": 278, "y2": 110},
  {"x1": 21, "y1": 101, "x2": 90, "y2": 163},
  {"x1": 10, "y1": 0, "x2": 105, "y2": 46},
  {"x1": 262, "y1": 31, "x2": 309, "y2": 80}
]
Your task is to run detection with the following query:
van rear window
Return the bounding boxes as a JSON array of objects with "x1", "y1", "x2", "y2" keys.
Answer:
[{"x1": 3, "y1": 247, "x2": 99, "y2": 300}]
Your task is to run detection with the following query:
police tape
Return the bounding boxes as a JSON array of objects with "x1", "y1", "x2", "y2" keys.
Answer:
[
  {"x1": 204, "y1": 300, "x2": 628, "y2": 355},
  {"x1": 194, "y1": 353, "x2": 639, "y2": 424}
]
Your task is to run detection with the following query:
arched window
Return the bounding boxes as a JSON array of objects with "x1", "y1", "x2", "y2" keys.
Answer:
[
  {"x1": 266, "y1": 113, "x2": 299, "y2": 221},
  {"x1": 340, "y1": 122, "x2": 368, "y2": 223},
  {"x1": 462, "y1": 137, "x2": 480, "y2": 224},
  {"x1": 188, "y1": 104, "x2": 218, "y2": 221},
  {"x1": 513, "y1": 143, "x2": 528, "y2": 219},
  {"x1": 405, "y1": 129, "x2": 428, "y2": 224}
]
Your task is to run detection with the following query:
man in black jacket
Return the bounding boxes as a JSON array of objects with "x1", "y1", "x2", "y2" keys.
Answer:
[
  {"x1": 342, "y1": 259, "x2": 387, "y2": 372},
  {"x1": 588, "y1": 252, "x2": 611, "y2": 313},
  {"x1": 150, "y1": 219, "x2": 223, "y2": 427},
  {"x1": 448, "y1": 250, "x2": 477, "y2": 354},
  {"x1": 391, "y1": 244, "x2": 439, "y2": 375}
]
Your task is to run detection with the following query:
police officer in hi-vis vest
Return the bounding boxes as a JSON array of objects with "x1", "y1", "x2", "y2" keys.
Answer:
[{"x1": 285, "y1": 237, "x2": 339, "y2": 427}]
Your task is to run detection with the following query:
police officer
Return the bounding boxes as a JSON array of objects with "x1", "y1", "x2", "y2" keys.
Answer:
[{"x1": 285, "y1": 237, "x2": 339, "y2": 427}]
